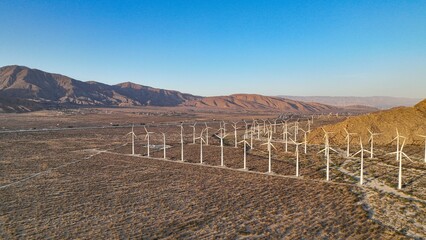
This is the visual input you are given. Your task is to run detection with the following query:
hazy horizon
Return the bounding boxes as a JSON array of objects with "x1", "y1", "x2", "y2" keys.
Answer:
[{"x1": 1, "y1": 1, "x2": 425, "y2": 98}]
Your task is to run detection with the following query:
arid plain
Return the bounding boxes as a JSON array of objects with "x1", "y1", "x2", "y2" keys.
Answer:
[{"x1": 0, "y1": 107, "x2": 425, "y2": 239}]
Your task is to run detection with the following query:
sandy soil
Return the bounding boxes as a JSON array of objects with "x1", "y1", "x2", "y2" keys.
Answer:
[{"x1": 0, "y1": 108, "x2": 424, "y2": 239}]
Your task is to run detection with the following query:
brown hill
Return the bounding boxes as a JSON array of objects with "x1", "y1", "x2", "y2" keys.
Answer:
[
  {"x1": 308, "y1": 99, "x2": 426, "y2": 145},
  {"x1": 280, "y1": 95, "x2": 421, "y2": 109},
  {"x1": 183, "y1": 94, "x2": 375, "y2": 114},
  {"x1": 0, "y1": 65, "x2": 200, "y2": 111},
  {"x1": 114, "y1": 82, "x2": 199, "y2": 107}
]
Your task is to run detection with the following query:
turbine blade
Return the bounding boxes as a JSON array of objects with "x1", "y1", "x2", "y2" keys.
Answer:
[
  {"x1": 351, "y1": 150, "x2": 362, "y2": 157},
  {"x1": 329, "y1": 147, "x2": 338, "y2": 153},
  {"x1": 402, "y1": 152, "x2": 413, "y2": 162}
]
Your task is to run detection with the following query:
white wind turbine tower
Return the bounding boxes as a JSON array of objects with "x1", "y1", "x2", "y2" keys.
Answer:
[
  {"x1": 268, "y1": 119, "x2": 273, "y2": 132},
  {"x1": 215, "y1": 129, "x2": 229, "y2": 167},
  {"x1": 265, "y1": 124, "x2": 272, "y2": 140},
  {"x1": 144, "y1": 126, "x2": 154, "y2": 157},
  {"x1": 394, "y1": 137, "x2": 413, "y2": 189},
  {"x1": 232, "y1": 121, "x2": 239, "y2": 148},
  {"x1": 204, "y1": 123, "x2": 212, "y2": 145},
  {"x1": 179, "y1": 123, "x2": 184, "y2": 161},
  {"x1": 250, "y1": 124, "x2": 254, "y2": 150},
  {"x1": 318, "y1": 128, "x2": 337, "y2": 181},
  {"x1": 391, "y1": 128, "x2": 403, "y2": 163},
  {"x1": 418, "y1": 134, "x2": 426, "y2": 163},
  {"x1": 282, "y1": 120, "x2": 292, "y2": 152},
  {"x1": 261, "y1": 130, "x2": 277, "y2": 174},
  {"x1": 221, "y1": 121, "x2": 227, "y2": 136},
  {"x1": 368, "y1": 129, "x2": 381, "y2": 159},
  {"x1": 321, "y1": 128, "x2": 334, "y2": 157},
  {"x1": 238, "y1": 132, "x2": 251, "y2": 170},
  {"x1": 190, "y1": 122, "x2": 197, "y2": 144},
  {"x1": 298, "y1": 128, "x2": 309, "y2": 154},
  {"x1": 291, "y1": 139, "x2": 304, "y2": 177},
  {"x1": 257, "y1": 122, "x2": 261, "y2": 140},
  {"x1": 351, "y1": 137, "x2": 371, "y2": 185},
  {"x1": 262, "y1": 119, "x2": 267, "y2": 133},
  {"x1": 307, "y1": 119, "x2": 311, "y2": 132},
  {"x1": 125, "y1": 124, "x2": 137, "y2": 155},
  {"x1": 161, "y1": 132, "x2": 167, "y2": 159},
  {"x1": 290, "y1": 121, "x2": 299, "y2": 141},
  {"x1": 252, "y1": 119, "x2": 260, "y2": 139},
  {"x1": 195, "y1": 128, "x2": 206, "y2": 164},
  {"x1": 243, "y1": 120, "x2": 249, "y2": 136},
  {"x1": 344, "y1": 128, "x2": 358, "y2": 157},
  {"x1": 273, "y1": 119, "x2": 279, "y2": 133}
]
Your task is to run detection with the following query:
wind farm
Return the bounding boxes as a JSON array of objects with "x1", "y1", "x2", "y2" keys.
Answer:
[
  {"x1": 1, "y1": 0, "x2": 425, "y2": 239},
  {"x1": 1, "y1": 102, "x2": 426, "y2": 238}
]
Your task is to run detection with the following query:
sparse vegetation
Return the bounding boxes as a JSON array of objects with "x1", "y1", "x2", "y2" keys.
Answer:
[{"x1": 0, "y1": 108, "x2": 424, "y2": 239}]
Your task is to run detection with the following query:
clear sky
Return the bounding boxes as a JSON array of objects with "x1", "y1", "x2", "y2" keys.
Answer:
[{"x1": 0, "y1": 0, "x2": 425, "y2": 98}]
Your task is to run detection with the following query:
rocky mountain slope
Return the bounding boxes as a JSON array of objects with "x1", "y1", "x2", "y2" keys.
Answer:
[
  {"x1": 184, "y1": 94, "x2": 337, "y2": 113},
  {"x1": 0, "y1": 65, "x2": 200, "y2": 112},
  {"x1": 308, "y1": 99, "x2": 426, "y2": 145}
]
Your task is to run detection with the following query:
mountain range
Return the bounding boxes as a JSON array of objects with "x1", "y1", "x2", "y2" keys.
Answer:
[
  {"x1": 182, "y1": 94, "x2": 378, "y2": 114},
  {"x1": 0, "y1": 65, "x2": 201, "y2": 112},
  {"x1": 0, "y1": 65, "x2": 382, "y2": 114},
  {"x1": 279, "y1": 95, "x2": 421, "y2": 109}
]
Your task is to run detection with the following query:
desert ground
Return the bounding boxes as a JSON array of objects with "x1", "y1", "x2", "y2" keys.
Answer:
[{"x1": 0, "y1": 107, "x2": 425, "y2": 239}]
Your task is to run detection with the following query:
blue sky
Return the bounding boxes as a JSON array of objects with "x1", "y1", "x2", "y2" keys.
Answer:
[{"x1": 0, "y1": 0, "x2": 425, "y2": 98}]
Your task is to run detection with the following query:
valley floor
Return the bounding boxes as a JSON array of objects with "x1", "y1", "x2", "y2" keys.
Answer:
[{"x1": 0, "y1": 109, "x2": 424, "y2": 239}]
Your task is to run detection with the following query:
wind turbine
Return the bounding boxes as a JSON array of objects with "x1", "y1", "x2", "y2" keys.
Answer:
[
  {"x1": 144, "y1": 126, "x2": 154, "y2": 157},
  {"x1": 262, "y1": 119, "x2": 267, "y2": 133},
  {"x1": 179, "y1": 123, "x2": 184, "y2": 161},
  {"x1": 368, "y1": 129, "x2": 381, "y2": 159},
  {"x1": 282, "y1": 120, "x2": 292, "y2": 152},
  {"x1": 290, "y1": 121, "x2": 299, "y2": 141},
  {"x1": 261, "y1": 131, "x2": 277, "y2": 174},
  {"x1": 391, "y1": 128, "x2": 402, "y2": 162},
  {"x1": 243, "y1": 120, "x2": 249, "y2": 136},
  {"x1": 272, "y1": 119, "x2": 278, "y2": 133},
  {"x1": 265, "y1": 124, "x2": 272, "y2": 140},
  {"x1": 125, "y1": 124, "x2": 137, "y2": 155},
  {"x1": 238, "y1": 132, "x2": 251, "y2": 170},
  {"x1": 307, "y1": 119, "x2": 311, "y2": 132},
  {"x1": 195, "y1": 128, "x2": 206, "y2": 164},
  {"x1": 161, "y1": 132, "x2": 167, "y2": 159},
  {"x1": 232, "y1": 121, "x2": 239, "y2": 148},
  {"x1": 291, "y1": 139, "x2": 304, "y2": 177},
  {"x1": 344, "y1": 128, "x2": 358, "y2": 157},
  {"x1": 221, "y1": 121, "x2": 227, "y2": 136},
  {"x1": 318, "y1": 128, "x2": 337, "y2": 181},
  {"x1": 351, "y1": 138, "x2": 371, "y2": 185},
  {"x1": 321, "y1": 128, "x2": 334, "y2": 156},
  {"x1": 190, "y1": 122, "x2": 197, "y2": 144},
  {"x1": 254, "y1": 120, "x2": 261, "y2": 140},
  {"x1": 204, "y1": 123, "x2": 212, "y2": 145},
  {"x1": 298, "y1": 128, "x2": 309, "y2": 154},
  {"x1": 396, "y1": 138, "x2": 413, "y2": 189},
  {"x1": 250, "y1": 124, "x2": 254, "y2": 150},
  {"x1": 267, "y1": 120, "x2": 273, "y2": 138},
  {"x1": 215, "y1": 129, "x2": 229, "y2": 167},
  {"x1": 418, "y1": 134, "x2": 426, "y2": 163}
]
